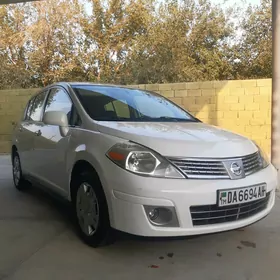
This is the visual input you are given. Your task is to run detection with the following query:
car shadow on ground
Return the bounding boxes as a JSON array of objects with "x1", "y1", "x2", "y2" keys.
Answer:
[
  {"x1": 23, "y1": 184, "x2": 203, "y2": 244},
  {"x1": 23, "y1": 183, "x2": 251, "y2": 248}
]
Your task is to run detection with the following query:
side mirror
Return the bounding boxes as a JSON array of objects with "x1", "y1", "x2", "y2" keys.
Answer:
[{"x1": 43, "y1": 111, "x2": 69, "y2": 136}]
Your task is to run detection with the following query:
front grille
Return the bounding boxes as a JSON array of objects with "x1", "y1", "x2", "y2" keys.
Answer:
[
  {"x1": 190, "y1": 192, "x2": 270, "y2": 226},
  {"x1": 167, "y1": 159, "x2": 229, "y2": 179},
  {"x1": 242, "y1": 152, "x2": 263, "y2": 175},
  {"x1": 168, "y1": 152, "x2": 263, "y2": 179}
]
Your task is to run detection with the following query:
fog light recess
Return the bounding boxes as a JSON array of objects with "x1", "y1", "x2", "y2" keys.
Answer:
[{"x1": 144, "y1": 206, "x2": 179, "y2": 227}]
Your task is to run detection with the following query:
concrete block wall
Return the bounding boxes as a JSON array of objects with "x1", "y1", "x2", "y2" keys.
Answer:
[
  {"x1": 130, "y1": 79, "x2": 272, "y2": 157},
  {"x1": 0, "y1": 79, "x2": 272, "y2": 157},
  {"x1": 0, "y1": 88, "x2": 39, "y2": 153}
]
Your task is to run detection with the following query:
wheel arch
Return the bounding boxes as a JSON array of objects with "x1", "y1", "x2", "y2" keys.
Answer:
[
  {"x1": 70, "y1": 158, "x2": 113, "y2": 226},
  {"x1": 70, "y1": 159, "x2": 98, "y2": 202}
]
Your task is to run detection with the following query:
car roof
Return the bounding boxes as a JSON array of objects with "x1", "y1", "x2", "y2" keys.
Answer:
[{"x1": 54, "y1": 82, "x2": 139, "y2": 90}]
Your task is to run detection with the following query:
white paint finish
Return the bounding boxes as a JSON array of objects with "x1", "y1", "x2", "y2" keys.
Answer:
[
  {"x1": 11, "y1": 82, "x2": 278, "y2": 238},
  {"x1": 97, "y1": 121, "x2": 257, "y2": 157}
]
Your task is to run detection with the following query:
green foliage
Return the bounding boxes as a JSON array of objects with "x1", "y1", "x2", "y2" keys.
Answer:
[{"x1": 0, "y1": 0, "x2": 273, "y2": 88}]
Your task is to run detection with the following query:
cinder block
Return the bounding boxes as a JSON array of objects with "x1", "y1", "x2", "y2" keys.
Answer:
[
  {"x1": 146, "y1": 84, "x2": 159, "y2": 91},
  {"x1": 5, "y1": 95, "x2": 29, "y2": 103},
  {"x1": 268, "y1": 110, "x2": 271, "y2": 118},
  {"x1": 236, "y1": 118, "x2": 250, "y2": 125},
  {"x1": 186, "y1": 82, "x2": 200, "y2": 90},
  {"x1": 227, "y1": 80, "x2": 243, "y2": 88},
  {"x1": 245, "y1": 103, "x2": 260, "y2": 111},
  {"x1": 224, "y1": 111, "x2": 238, "y2": 119},
  {"x1": 245, "y1": 87, "x2": 260, "y2": 95},
  {"x1": 182, "y1": 97, "x2": 196, "y2": 106},
  {"x1": 138, "y1": 84, "x2": 146, "y2": 89},
  {"x1": 195, "y1": 96, "x2": 211, "y2": 105},
  {"x1": 215, "y1": 88, "x2": 230, "y2": 96},
  {"x1": 171, "y1": 83, "x2": 187, "y2": 90},
  {"x1": 160, "y1": 90, "x2": 174, "y2": 97},
  {"x1": 241, "y1": 80, "x2": 257, "y2": 87},
  {"x1": 169, "y1": 97, "x2": 183, "y2": 105},
  {"x1": 230, "y1": 88, "x2": 245, "y2": 96},
  {"x1": 187, "y1": 89, "x2": 202, "y2": 97},
  {"x1": 253, "y1": 111, "x2": 267, "y2": 119},
  {"x1": 214, "y1": 80, "x2": 229, "y2": 89},
  {"x1": 208, "y1": 111, "x2": 224, "y2": 119},
  {"x1": 260, "y1": 87, "x2": 271, "y2": 95},
  {"x1": 230, "y1": 103, "x2": 245, "y2": 111},
  {"x1": 201, "y1": 89, "x2": 215, "y2": 96},
  {"x1": 216, "y1": 103, "x2": 230, "y2": 111},
  {"x1": 239, "y1": 96, "x2": 254, "y2": 104},
  {"x1": 250, "y1": 119, "x2": 265, "y2": 126},
  {"x1": 232, "y1": 126, "x2": 246, "y2": 134},
  {"x1": 158, "y1": 84, "x2": 171, "y2": 91},
  {"x1": 200, "y1": 81, "x2": 214, "y2": 89},
  {"x1": 265, "y1": 118, "x2": 271, "y2": 125},
  {"x1": 257, "y1": 79, "x2": 272, "y2": 87},
  {"x1": 195, "y1": 111, "x2": 209, "y2": 119},
  {"x1": 175, "y1": 90, "x2": 188, "y2": 97},
  {"x1": 204, "y1": 104, "x2": 216, "y2": 111},
  {"x1": 187, "y1": 104, "x2": 204, "y2": 112},
  {"x1": 224, "y1": 96, "x2": 238, "y2": 104},
  {"x1": 253, "y1": 95, "x2": 269, "y2": 103},
  {"x1": 260, "y1": 103, "x2": 271, "y2": 111}
]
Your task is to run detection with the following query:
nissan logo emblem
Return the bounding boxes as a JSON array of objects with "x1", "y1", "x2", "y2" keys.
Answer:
[{"x1": 230, "y1": 162, "x2": 242, "y2": 176}]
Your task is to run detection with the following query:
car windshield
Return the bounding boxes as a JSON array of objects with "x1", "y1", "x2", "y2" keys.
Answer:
[{"x1": 71, "y1": 85, "x2": 199, "y2": 122}]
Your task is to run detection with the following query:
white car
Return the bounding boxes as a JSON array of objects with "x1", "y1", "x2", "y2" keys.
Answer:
[{"x1": 11, "y1": 82, "x2": 277, "y2": 247}]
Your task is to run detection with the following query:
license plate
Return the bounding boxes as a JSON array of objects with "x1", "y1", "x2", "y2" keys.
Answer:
[{"x1": 218, "y1": 184, "x2": 267, "y2": 207}]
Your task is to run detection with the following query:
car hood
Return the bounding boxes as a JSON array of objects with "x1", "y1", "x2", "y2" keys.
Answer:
[{"x1": 97, "y1": 121, "x2": 257, "y2": 158}]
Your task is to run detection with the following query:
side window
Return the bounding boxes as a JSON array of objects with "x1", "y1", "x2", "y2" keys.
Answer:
[
  {"x1": 113, "y1": 100, "x2": 130, "y2": 118},
  {"x1": 29, "y1": 91, "x2": 48, "y2": 122},
  {"x1": 44, "y1": 88, "x2": 80, "y2": 126},
  {"x1": 104, "y1": 100, "x2": 130, "y2": 119}
]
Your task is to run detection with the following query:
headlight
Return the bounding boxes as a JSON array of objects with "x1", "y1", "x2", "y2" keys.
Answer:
[
  {"x1": 106, "y1": 142, "x2": 184, "y2": 178},
  {"x1": 254, "y1": 142, "x2": 269, "y2": 168}
]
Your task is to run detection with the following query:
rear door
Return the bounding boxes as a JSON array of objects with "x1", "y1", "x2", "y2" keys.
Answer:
[
  {"x1": 32, "y1": 86, "x2": 80, "y2": 195},
  {"x1": 15, "y1": 97, "x2": 35, "y2": 173}
]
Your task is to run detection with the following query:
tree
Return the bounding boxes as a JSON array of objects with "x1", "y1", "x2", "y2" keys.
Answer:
[
  {"x1": 233, "y1": 0, "x2": 272, "y2": 79},
  {"x1": 0, "y1": 4, "x2": 32, "y2": 88},
  {"x1": 80, "y1": 0, "x2": 153, "y2": 83},
  {"x1": 24, "y1": 0, "x2": 86, "y2": 86},
  {"x1": 0, "y1": 0, "x2": 274, "y2": 88},
  {"x1": 122, "y1": 0, "x2": 234, "y2": 84}
]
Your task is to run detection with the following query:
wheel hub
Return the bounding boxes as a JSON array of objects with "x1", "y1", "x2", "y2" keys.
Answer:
[
  {"x1": 13, "y1": 156, "x2": 21, "y2": 186},
  {"x1": 76, "y1": 183, "x2": 99, "y2": 236}
]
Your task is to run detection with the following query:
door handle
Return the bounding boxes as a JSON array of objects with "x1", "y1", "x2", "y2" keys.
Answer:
[{"x1": 35, "y1": 130, "x2": 42, "y2": 136}]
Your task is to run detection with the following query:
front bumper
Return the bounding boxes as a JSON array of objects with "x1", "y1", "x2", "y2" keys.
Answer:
[{"x1": 104, "y1": 163, "x2": 277, "y2": 237}]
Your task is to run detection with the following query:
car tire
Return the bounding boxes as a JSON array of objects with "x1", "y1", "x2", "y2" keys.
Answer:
[
  {"x1": 72, "y1": 171, "x2": 114, "y2": 247},
  {"x1": 12, "y1": 152, "x2": 30, "y2": 191}
]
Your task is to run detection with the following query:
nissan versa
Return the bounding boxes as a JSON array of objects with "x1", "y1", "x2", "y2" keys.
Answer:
[{"x1": 11, "y1": 82, "x2": 277, "y2": 247}]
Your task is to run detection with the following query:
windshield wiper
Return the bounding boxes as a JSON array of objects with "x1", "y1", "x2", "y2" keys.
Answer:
[{"x1": 156, "y1": 116, "x2": 197, "y2": 122}]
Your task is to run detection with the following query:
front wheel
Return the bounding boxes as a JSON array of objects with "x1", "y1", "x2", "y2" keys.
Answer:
[
  {"x1": 12, "y1": 152, "x2": 30, "y2": 191},
  {"x1": 72, "y1": 172, "x2": 114, "y2": 247}
]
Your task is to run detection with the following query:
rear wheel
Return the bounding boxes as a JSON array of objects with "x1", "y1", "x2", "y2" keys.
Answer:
[
  {"x1": 12, "y1": 152, "x2": 30, "y2": 191},
  {"x1": 72, "y1": 171, "x2": 114, "y2": 247}
]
